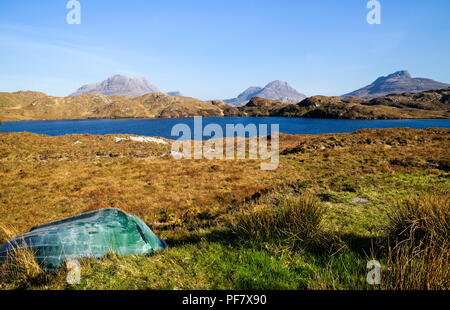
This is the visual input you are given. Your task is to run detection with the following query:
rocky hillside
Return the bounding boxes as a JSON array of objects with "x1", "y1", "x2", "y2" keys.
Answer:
[
  {"x1": 225, "y1": 80, "x2": 306, "y2": 106},
  {"x1": 240, "y1": 87, "x2": 450, "y2": 119},
  {"x1": 0, "y1": 92, "x2": 230, "y2": 121},
  {"x1": 1, "y1": 87, "x2": 449, "y2": 121},
  {"x1": 343, "y1": 71, "x2": 449, "y2": 98}
]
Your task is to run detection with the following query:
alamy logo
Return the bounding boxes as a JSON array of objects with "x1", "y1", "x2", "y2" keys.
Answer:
[
  {"x1": 66, "y1": 258, "x2": 81, "y2": 285},
  {"x1": 171, "y1": 117, "x2": 280, "y2": 171},
  {"x1": 66, "y1": 0, "x2": 81, "y2": 25},
  {"x1": 366, "y1": 260, "x2": 381, "y2": 285},
  {"x1": 367, "y1": 0, "x2": 381, "y2": 25}
]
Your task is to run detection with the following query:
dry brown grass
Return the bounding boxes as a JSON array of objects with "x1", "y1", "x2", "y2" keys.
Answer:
[
  {"x1": 382, "y1": 238, "x2": 449, "y2": 290},
  {"x1": 0, "y1": 132, "x2": 300, "y2": 235},
  {"x1": 0, "y1": 127, "x2": 448, "y2": 289},
  {"x1": 0, "y1": 224, "x2": 44, "y2": 287},
  {"x1": 386, "y1": 192, "x2": 449, "y2": 247},
  {"x1": 381, "y1": 193, "x2": 449, "y2": 290},
  {"x1": 0, "y1": 128, "x2": 448, "y2": 236}
]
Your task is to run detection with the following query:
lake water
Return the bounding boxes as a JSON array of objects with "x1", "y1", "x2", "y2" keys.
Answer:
[{"x1": 1, "y1": 117, "x2": 449, "y2": 140}]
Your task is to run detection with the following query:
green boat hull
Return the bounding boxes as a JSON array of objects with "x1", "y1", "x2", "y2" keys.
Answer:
[{"x1": 0, "y1": 208, "x2": 167, "y2": 268}]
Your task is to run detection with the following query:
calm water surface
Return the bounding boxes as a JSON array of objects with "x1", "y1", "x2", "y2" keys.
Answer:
[{"x1": 1, "y1": 117, "x2": 449, "y2": 139}]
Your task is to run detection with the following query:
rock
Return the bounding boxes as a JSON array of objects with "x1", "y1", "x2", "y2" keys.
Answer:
[
  {"x1": 115, "y1": 136, "x2": 168, "y2": 144},
  {"x1": 352, "y1": 197, "x2": 372, "y2": 204}
]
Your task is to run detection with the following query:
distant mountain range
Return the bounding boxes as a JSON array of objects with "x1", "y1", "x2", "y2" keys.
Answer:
[
  {"x1": 1, "y1": 71, "x2": 448, "y2": 122},
  {"x1": 69, "y1": 71, "x2": 448, "y2": 103},
  {"x1": 69, "y1": 76, "x2": 306, "y2": 106},
  {"x1": 342, "y1": 70, "x2": 449, "y2": 98},
  {"x1": 224, "y1": 80, "x2": 307, "y2": 106}
]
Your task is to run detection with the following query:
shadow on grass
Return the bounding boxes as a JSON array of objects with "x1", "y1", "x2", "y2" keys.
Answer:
[
  {"x1": 163, "y1": 227, "x2": 236, "y2": 248},
  {"x1": 164, "y1": 226, "x2": 382, "y2": 260},
  {"x1": 338, "y1": 233, "x2": 384, "y2": 256}
]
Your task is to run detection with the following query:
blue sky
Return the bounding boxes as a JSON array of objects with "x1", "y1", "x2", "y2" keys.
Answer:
[{"x1": 0, "y1": 0, "x2": 449, "y2": 100}]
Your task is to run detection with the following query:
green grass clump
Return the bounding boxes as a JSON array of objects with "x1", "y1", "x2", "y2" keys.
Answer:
[{"x1": 231, "y1": 194, "x2": 340, "y2": 253}]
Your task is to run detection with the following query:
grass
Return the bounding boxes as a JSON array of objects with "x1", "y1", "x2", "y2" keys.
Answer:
[
  {"x1": 231, "y1": 193, "x2": 341, "y2": 253},
  {"x1": 380, "y1": 193, "x2": 449, "y2": 290},
  {"x1": 386, "y1": 192, "x2": 449, "y2": 246},
  {"x1": 0, "y1": 127, "x2": 449, "y2": 289},
  {"x1": 0, "y1": 225, "x2": 45, "y2": 288}
]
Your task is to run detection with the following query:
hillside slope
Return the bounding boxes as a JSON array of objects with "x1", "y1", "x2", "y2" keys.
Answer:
[
  {"x1": 0, "y1": 92, "x2": 229, "y2": 121},
  {"x1": 1, "y1": 87, "x2": 449, "y2": 121}
]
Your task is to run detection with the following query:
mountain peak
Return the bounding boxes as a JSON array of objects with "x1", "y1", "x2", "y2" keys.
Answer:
[
  {"x1": 70, "y1": 75, "x2": 159, "y2": 97},
  {"x1": 343, "y1": 71, "x2": 449, "y2": 98},
  {"x1": 387, "y1": 70, "x2": 411, "y2": 79},
  {"x1": 225, "y1": 80, "x2": 306, "y2": 106},
  {"x1": 266, "y1": 80, "x2": 288, "y2": 86}
]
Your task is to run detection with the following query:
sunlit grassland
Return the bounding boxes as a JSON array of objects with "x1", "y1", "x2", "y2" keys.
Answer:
[{"x1": 0, "y1": 128, "x2": 448, "y2": 289}]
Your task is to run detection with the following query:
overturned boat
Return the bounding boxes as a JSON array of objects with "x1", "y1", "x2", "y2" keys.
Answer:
[{"x1": 0, "y1": 208, "x2": 167, "y2": 268}]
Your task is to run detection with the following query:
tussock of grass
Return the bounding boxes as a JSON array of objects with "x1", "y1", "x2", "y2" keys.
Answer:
[
  {"x1": 0, "y1": 224, "x2": 18, "y2": 245},
  {"x1": 381, "y1": 193, "x2": 449, "y2": 290},
  {"x1": 231, "y1": 194, "x2": 342, "y2": 253},
  {"x1": 382, "y1": 238, "x2": 449, "y2": 290},
  {"x1": 387, "y1": 192, "x2": 449, "y2": 247},
  {"x1": 0, "y1": 225, "x2": 44, "y2": 288}
]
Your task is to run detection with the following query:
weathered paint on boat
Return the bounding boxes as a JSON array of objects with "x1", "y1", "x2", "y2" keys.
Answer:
[{"x1": 0, "y1": 208, "x2": 167, "y2": 268}]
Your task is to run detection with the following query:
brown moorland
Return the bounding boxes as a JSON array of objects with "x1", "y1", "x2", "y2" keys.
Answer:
[{"x1": 0, "y1": 127, "x2": 448, "y2": 289}]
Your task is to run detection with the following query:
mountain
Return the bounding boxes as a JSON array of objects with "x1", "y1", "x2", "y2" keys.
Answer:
[
  {"x1": 225, "y1": 81, "x2": 306, "y2": 106},
  {"x1": 343, "y1": 70, "x2": 449, "y2": 98},
  {"x1": 70, "y1": 75, "x2": 160, "y2": 97},
  {"x1": 224, "y1": 87, "x2": 263, "y2": 106}
]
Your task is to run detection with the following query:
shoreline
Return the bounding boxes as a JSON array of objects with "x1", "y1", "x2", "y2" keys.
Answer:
[
  {"x1": 1, "y1": 115, "x2": 450, "y2": 123},
  {"x1": 1, "y1": 125, "x2": 449, "y2": 141}
]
